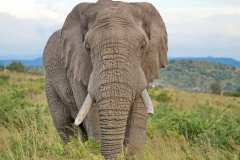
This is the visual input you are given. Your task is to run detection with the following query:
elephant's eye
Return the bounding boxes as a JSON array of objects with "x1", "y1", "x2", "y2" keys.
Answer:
[
  {"x1": 140, "y1": 39, "x2": 147, "y2": 50},
  {"x1": 85, "y1": 41, "x2": 91, "y2": 53}
]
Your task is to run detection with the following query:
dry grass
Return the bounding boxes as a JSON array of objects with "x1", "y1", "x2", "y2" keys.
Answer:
[{"x1": 0, "y1": 71, "x2": 239, "y2": 160}]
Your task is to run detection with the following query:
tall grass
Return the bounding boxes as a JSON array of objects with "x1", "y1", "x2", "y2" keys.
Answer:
[
  {"x1": 0, "y1": 71, "x2": 239, "y2": 160},
  {"x1": 148, "y1": 104, "x2": 240, "y2": 150}
]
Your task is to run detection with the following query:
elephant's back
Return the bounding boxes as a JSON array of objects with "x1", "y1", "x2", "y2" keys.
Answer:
[
  {"x1": 43, "y1": 31, "x2": 77, "y2": 110},
  {"x1": 43, "y1": 30, "x2": 63, "y2": 72}
]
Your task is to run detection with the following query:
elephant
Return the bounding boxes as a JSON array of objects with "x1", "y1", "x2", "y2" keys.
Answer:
[{"x1": 43, "y1": 0, "x2": 168, "y2": 159}]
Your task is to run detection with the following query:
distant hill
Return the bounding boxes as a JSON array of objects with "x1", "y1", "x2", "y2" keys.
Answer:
[
  {"x1": 158, "y1": 60, "x2": 240, "y2": 93},
  {"x1": 0, "y1": 58, "x2": 42, "y2": 67},
  {"x1": 0, "y1": 56, "x2": 240, "y2": 68},
  {"x1": 1, "y1": 56, "x2": 240, "y2": 93},
  {"x1": 171, "y1": 57, "x2": 240, "y2": 68}
]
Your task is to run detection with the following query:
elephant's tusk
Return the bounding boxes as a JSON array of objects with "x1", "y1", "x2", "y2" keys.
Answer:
[
  {"x1": 141, "y1": 89, "x2": 154, "y2": 114},
  {"x1": 74, "y1": 94, "x2": 93, "y2": 126}
]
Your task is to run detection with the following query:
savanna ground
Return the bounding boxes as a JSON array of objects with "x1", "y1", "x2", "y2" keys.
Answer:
[{"x1": 0, "y1": 70, "x2": 239, "y2": 160}]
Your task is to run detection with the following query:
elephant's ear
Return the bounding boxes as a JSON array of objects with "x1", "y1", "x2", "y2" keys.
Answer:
[
  {"x1": 132, "y1": 3, "x2": 168, "y2": 83},
  {"x1": 61, "y1": 3, "x2": 93, "y2": 86}
]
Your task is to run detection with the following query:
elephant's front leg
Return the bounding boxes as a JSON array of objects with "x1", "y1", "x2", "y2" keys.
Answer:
[
  {"x1": 124, "y1": 95, "x2": 148, "y2": 159},
  {"x1": 45, "y1": 82, "x2": 75, "y2": 143}
]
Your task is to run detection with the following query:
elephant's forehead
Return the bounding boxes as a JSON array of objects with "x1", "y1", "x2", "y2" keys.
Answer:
[
  {"x1": 98, "y1": 0, "x2": 112, "y2": 3},
  {"x1": 95, "y1": 4, "x2": 132, "y2": 21}
]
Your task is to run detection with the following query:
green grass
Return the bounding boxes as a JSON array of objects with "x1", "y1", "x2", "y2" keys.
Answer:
[
  {"x1": 0, "y1": 71, "x2": 240, "y2": 160},
  {"x1": 0, "y1": 74, "x2": 9, "y2": 86},
  {"x1": 148, "y1": 104, "x2": 240, "y2": 150}
]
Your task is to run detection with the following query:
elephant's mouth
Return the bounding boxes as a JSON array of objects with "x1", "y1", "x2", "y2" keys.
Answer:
[{"x1": 74, "y1": 88, "x2": 153, "y2": 126}]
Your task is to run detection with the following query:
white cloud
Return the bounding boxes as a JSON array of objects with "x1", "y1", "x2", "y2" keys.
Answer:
[
  {"x1": 0, "y1": 13, "x2": 57, "y2": 59},
  {"x1": 158, "y1": 7, "x2": 240, "y2": 59},
  {"x1": 0, "y1": 0, "x2": 239, "y2": 60},
  {"x1": 0, "y1": 0, "x2": 77, "y2": 23}
]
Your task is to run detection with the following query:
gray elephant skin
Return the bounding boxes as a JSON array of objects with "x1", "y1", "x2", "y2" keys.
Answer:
[{"x1": 43, "y1": 0, "x2": 168, "y2": 159}]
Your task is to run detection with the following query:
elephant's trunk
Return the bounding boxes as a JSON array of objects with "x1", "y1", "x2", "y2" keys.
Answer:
[
  {"x1": 96, "y1": 83, "x2": 133, "y2": 160},
  {"x1": 85, "y1": 38, "x2": 147, "y2": 159}
]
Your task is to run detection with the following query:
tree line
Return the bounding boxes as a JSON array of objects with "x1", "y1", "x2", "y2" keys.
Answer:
[{"x1": 0, "y1": 61, "x2": 42, "y2": 75}]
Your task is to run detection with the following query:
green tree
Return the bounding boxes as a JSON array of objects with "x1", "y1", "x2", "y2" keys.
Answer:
[
  {"x1": 6, "y1": 61, "x2": 25, "y2": 72},
  {"x1": 236, "y1": 87, "x2": 240, "y2": 94},
  {"x1": 0, "y1": 64, "x2": 4, "y2": 70},
  {"x1": 210, "y1": 81, "x2": 222, "y2": 95}
]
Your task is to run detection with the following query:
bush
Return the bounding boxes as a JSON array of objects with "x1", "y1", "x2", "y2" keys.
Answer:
[
  {"x1": 0, "y1": 64, "x2": 4, "y2": 70},
  {"x1": 210, "y1": 81, "x2": 222, "y2": 95},
  {"x1": 236, "y1": 87, "x2": 240, "y2": 93},
  {"x1": 6, "y1": 61, "x2": 25, "y2": 72},
  {"x1": 223, "y1": 92, "x2": 240, "y2": 97},
  {"x1": 149, "y1": 88, "x2": 171, "y2": 103},
  {"x1": 148, "y1": 104, "x2": 240, "y2": 150}
]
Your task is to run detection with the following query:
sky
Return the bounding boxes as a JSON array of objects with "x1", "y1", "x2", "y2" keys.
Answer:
[{"x1": 0, "y1": 0, "x2": 239, "y2": 60}]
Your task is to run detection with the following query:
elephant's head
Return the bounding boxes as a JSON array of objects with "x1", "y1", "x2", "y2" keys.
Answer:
[{"x1": 61, "y1": 0, "x2": 167, "y2": 159}]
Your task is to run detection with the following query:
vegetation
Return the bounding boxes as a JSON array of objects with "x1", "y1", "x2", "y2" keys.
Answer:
[
  {"x1": 0, "y1": 64, "x2": 4, "y2": 70},
  {"x1": 210, "y1": 81, "x2": 222, "y2": 95},
  {"x1": 159, "y1": 60, "x2": 240, "y2": 95},
  {"x1": 6, "y1": 61, "x2": 26, "y2": 72},
  {"x1": 0, "y1": 61, "x2": 43, "y2": 75},
  {"x1": 0, "y1": 71, "x2": 239, "y2": 160}
]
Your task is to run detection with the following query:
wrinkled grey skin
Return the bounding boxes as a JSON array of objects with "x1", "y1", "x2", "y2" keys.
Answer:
[{"x1": 43, "y1": 0, "x2": 167, "y2": 159}]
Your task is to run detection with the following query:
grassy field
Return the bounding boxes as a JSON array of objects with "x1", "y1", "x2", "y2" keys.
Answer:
[{"x1": 0, "y1": 70, "x2": 239, "y2": 160}]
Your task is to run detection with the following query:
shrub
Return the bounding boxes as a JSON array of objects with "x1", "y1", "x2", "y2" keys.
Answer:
[
  {"x1": 236, "y1": 87, "x2": 240, "y2": 93},
  {"x1": 0, "y1": 64, "x2": 4, "y2": 70},
  {"x1": 210, "y1": 81, "x2": 222, "y2": 94},
  {"x1": 149, "y1": 88, "x2": 171, "y2": 103},
  {"x1": 6, "y1": 61, "x2": 25, "y2": 72},
  {"x1": 223, "y1": 91, "x2": 240, "y2": 97},
  {"x1": 148, "y1": 104, "x2": 240, "y2": 150}
]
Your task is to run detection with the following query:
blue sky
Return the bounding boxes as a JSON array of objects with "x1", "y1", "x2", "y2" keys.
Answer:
[{"x1": 0, "y1": 0, "x2": 239, "y2": 60}]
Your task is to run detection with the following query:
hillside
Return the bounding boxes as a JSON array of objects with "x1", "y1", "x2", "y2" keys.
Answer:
[
  {"x1": 158, "y1": 60, "x2": 240, "y2": 93},
  {"x1": 1, "y1": 57, "x2": 240, "y2": 68},
  {"x1": 172, "y1": 57, "x2": 240, "y2": 68},
  {"x1": 1, "y1": 57, "x2": 240, "y2": 94},
  {"x1": 0, "y1": 71, "x2": 239, "y2": 160}
]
